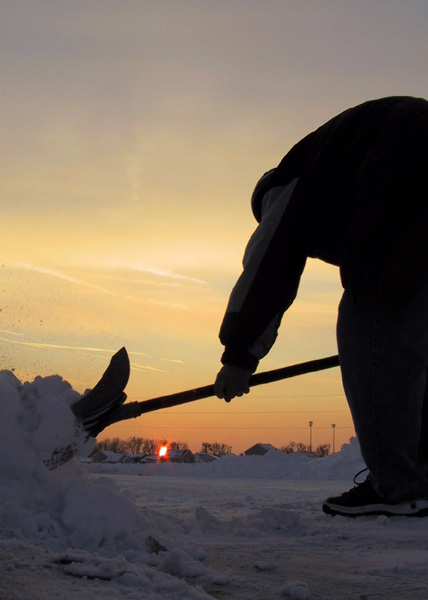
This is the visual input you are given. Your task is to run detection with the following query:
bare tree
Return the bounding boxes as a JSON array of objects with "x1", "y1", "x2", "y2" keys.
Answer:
[
  {"x1": 92, "y1": 438, "x2": 111, "y2": 453},
  {"x1": 141, "y1": 439, "x2": 158, "y2": 454},
  {"x1": 108, "y1": 437, "x2": 127, "y2": 453},
  {"x1": 126, "y1": 436, "x2": 144, "y2": 454},
  {"x1": 92, "y1": 437, "x2": 157, "y2": 455},
  {"x1": 281, "y1": 441, "x2": 308, "y2": 454},
  {"x1": 169, "y1": 441, "x2": 189, "y2": 451},
  {"x1": 200, "y1": 442, "x2": 232, "y2": 456},
  {"x1": 315, "y1": 443, "x2": 331, "y2": 457}
]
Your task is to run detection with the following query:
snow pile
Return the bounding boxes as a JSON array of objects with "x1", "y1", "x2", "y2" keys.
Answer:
[
  {"x1": 0, "y1": 370, "x2": 215, "y2": 599},
  {"x1": 0, "y1": 369, "x2": 95, "y2": 475},
  {"x1": 0, "y1": 370, "x2": 148, "y2": 552},
  {"x1": 198, "y1": 439, "x2": 365, "y2": 481},
  {"x1": 281, "y1": 580, "x2": 311, "y2": 599}
]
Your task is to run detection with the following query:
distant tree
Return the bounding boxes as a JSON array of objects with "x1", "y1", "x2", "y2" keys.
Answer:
[
  {"x1": 91, "y1": 438, "x2": 108, "y2": 454},
  {"x1": 200, "y1": 442, "x2": 232, "y2": 456},
  {"x1": 141, "y1": 439, "x2": 157, "y2": 454},
  {"x1": 92, "y1": 437, "x2": 126, "y2": 453},
  {"x1": 169, "y1": 441, "x2": 189, "y2": 451},
  {"x1": 281, "y1": 441, "x2": 296, "y2": 454},
  {"x1": 281, "y1": 441, "x2": 308, "y2": 454},
  {"x1": 126, "y1": 436, "x2": 144, "y2": 454},
  {"x1": 315, "y1": 443, "x2": 331, "y2": 457},
  {"x1": 109, "y1": 437, "x2": 127, "y2": 453},
  {"x1": 213, "y1": 442, "x2": 232, "y2": 456},
  {"x1": 92, "y1": 437, "x2": 157, "y2": 455},
  {"x1": 92, "y1": 438, "x2": 110, "y2": 452}
]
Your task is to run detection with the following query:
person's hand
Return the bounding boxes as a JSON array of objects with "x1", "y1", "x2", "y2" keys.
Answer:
[{"x1": 214, "y1": 364, "x2": 252, "y2": 402}]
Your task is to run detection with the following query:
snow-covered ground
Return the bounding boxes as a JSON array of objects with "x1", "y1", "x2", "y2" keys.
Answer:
[{"x1": 1, "y1": 371, "x2": 428, "y2": 599}]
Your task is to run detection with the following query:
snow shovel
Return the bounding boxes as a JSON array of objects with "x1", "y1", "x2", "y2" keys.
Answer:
[
  {"x1": 90, "y1": 352, "x2": 340, "y2": 436},
  {"x1": 46, "y1": 350, "x2": 339, "y2": 469}
]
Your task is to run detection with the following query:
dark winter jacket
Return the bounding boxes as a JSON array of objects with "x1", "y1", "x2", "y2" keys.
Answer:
[{"x1": 219, "y1": 96, "x2": 428, "y2": 371}]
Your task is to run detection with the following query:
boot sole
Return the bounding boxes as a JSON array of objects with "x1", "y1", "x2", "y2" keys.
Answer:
[{"x1": 322, "y1": 499, "x2": 428, "y2": 517}]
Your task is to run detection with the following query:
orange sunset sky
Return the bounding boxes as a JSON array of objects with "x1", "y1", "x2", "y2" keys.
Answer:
[{"x1": 1, "y1": 1, "x2": 428, "y2": 454}]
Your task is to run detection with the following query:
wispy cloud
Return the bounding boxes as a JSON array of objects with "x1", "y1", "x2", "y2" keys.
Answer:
[
  {"x1": 3, "y1": 258, "x2": 116, "y2": 294},
  {"x1": 160, "y1": 358, "x2": 186, "y2": 365},
  {"x1": 0, "y1": 337, "x2": 163, "y2": 374},
  {"x1": 0, "y1": 329, "x2": 24, "y2": 337},
  {"x1": 0, "y1": 336, "x2": 159, "y2": 359},
  {"x1": 2, "y1": 258, "x2": 191, "y2": 310},
  {"x1": 132, "y1": 265, "x2": 207, "y2": 286},
  {"x1": 130, "y1": 362, "x2": 166, "y2": 373},
  {"x1": 0, "y1": 336, "x2": 121, "y2": 355},
  {"x1": 99, "y1": 260, "x2": 207, "y2": 286}
]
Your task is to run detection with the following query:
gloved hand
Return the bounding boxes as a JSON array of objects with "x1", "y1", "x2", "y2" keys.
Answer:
[{"x1": 214, "y1": 364, "x2": 252, "y2": 402}]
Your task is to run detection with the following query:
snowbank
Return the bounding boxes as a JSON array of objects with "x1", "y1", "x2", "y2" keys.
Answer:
[{"x1": 0, "y1": 370, "x2": 214, "y2": 599}]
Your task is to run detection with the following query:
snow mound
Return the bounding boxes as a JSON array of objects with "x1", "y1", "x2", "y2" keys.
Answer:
[
  {"x1": 0, "y1": 370, "x2": 218, "y2": 599},
  {"x1": 281, "y1": 580, "x2": 311, "y2": 599},
  {"x1": 0, "y1": 370, "x2": 149, "y2": 551}
]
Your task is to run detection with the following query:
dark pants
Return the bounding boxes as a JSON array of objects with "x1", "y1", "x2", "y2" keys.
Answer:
[{"x1": 337, "y1": 273, "x2": 428, "y2": 501}]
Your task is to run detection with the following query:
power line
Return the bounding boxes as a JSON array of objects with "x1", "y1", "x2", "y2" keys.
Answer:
[
  {"x1": 131, "y1": 425, "x2": 354, "y2": 431},
  {"x1": 145, "y1": 409, "x2": 350, "y2": 415},
  {"x1": 245, "y1": 394, "x2": 345, "y2": 399}
]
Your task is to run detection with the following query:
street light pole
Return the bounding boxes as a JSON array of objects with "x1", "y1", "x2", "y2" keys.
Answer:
[
  {"x1": 309, "y1": 421, "x2": 313, "y2": 453},
  {"x1": 331, "y1": 424, "x2": 336, "y2": 453}
]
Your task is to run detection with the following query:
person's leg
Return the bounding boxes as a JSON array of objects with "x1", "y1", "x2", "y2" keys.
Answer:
[
  {"x1": 337, "y1": 282, "x2": 428, "y2": 502},
  {"x1": 418, "y1": 369, "x2": 428, "y2": 466}
]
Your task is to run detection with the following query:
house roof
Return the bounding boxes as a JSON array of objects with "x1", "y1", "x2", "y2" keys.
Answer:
[{"x1": 244, "y1": 443, "x2": 277, "y2": 455}]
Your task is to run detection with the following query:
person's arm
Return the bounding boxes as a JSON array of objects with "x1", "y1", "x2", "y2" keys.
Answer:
[{"x1": 215, "y1": 180, "x2": 307, "y2": 399}]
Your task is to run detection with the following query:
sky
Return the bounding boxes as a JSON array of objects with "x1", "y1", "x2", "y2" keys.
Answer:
[{"x1": 1, "y1": 0, "x2": 428, "y2": 454}]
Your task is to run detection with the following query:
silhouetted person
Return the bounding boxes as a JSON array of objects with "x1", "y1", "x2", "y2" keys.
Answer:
[{"x1": 214, "y1": 96, "x2": 428, "y2": 517}]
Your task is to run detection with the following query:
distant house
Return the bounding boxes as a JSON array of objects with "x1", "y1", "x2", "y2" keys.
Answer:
[
  {"x1": 120, "y1": 453, "x2": 147, "y2": 464},
  {"x1": 194, "y1": 452, "x2": 219, "y2": 463},
  {"x1": 244, "y1": 443, "x2": 277, "y2": 456},
  {"x1": 91, "y1": 450, "x2": 125, "y2": 463},
  {"x1": 141, "y1": 454, "x2": 158, "y2": 464},
  {"x1": 165, "y1": 449, "x2": 194, "y2": 463}
]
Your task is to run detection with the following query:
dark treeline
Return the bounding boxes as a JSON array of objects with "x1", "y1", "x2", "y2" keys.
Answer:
[
  {"x1": 92, "y1": 437, "x2": 189, "y2": 456},
  {"x1": 281, "y1": 441, "x2": 331, "y2": 457},
  {"x1": 92, "y1": 437, "x2": 331, "y2": 457},
  {"x1": 200, "y1": 442, "x2": 232, "y2": 456}
]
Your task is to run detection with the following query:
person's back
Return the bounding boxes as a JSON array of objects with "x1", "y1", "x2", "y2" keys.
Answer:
[{"x1": 252, "y1": 96, "x2": 428, "y2": 295}]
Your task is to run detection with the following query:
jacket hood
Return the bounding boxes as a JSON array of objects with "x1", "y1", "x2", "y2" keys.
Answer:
[{"x1": 250, "y1": 169, "x2": 276, "y2": 222}]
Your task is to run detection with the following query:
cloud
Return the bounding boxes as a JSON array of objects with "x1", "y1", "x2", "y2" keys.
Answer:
[
  {"x1": 130, "y1": 363, "x2": 166, "y2": 373},
  {"x1": 3, "y1": 258, "x2": 114, "y2": 294},
  {"x1": 0, "y1": 329, "x2": 24, "y2": 337},
  {"x1": 160, "y1": 358, "x2": 186, "y2": 365},
  {"x1": 97, "y1": 259, "x2": 208, "y2": 286},
  {"x1": 0, "y1": 336, "x2": 120, "y2": 355},
  {"x1": 134, "y1": 265, "x2": 207, "y2": 286},
  {"x1": 0, "y1": 338, "x2": 164, "y2": 374},
  {"x1": 2, "y1": 257, "x2": 192, "y2": 310}
]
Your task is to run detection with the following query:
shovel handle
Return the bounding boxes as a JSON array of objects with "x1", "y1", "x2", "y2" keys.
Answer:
[{"x1": 103, "y1": 354, "x2": 340, "y2": 427}]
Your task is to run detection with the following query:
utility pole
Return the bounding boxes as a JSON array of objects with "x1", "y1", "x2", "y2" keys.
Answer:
[
  {"x1": 331, "y1": 424, "x2": 336, "y2": 453},
  {"x1": 308, "y1": 421, "x2": 313, "y2": 453}
]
